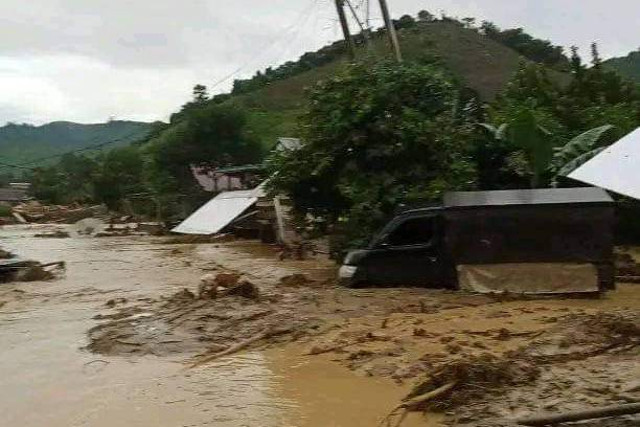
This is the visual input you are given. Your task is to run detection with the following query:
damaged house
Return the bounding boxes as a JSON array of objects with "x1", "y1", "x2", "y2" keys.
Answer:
[{"x1": 173, "y1": 138, "x2": 301, "y2": 243}]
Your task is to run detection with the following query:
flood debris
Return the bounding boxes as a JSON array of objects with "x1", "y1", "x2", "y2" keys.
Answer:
[
  {"x1": 34, "y1": 230, "x2": 71, "y2": 238},
  {"x1": 278, "y1": 273, "x2": 313, "y2": 287},
  {"x1": 197, "y1": 273, "x2": 261, "y2": 299},
  {"x1": 516, "y1": 403, "x2": 640, "y2": 426},
  {"x1": 12, "y1": 201, "x2": 107, "y2": 224},
  {"x1": 0, "y1": 259, "x2": 65, "y2": 283},
  {"x1": 402, "y1": 354, "x2": 541, "y2": 412},
  {"x1": 105, "y1": 297, "x2": 128, "y2": 308},
  {"x1": 382, "y1": 312, "x2": 640, "y2": 426},
  {"x1": 616, "y1": 252, "x2": 640, "y2": 283},
  {"x1": 225, "y1": 280, "x2": 260, "y2": 299},
  {"x1": 0, "y1": 248, "x2": 14, "y2": 259},
  {"x1": 189, "y1": 326, "x2": 292, "y2": 368}
]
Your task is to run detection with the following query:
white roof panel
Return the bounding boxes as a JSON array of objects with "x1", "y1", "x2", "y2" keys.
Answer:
[
  {"x1": 569, "y1": 127, "x2": 640, "y2": 200},
  {"x1": 171, "y1": 183, "x2": 266, "y2": 235}
]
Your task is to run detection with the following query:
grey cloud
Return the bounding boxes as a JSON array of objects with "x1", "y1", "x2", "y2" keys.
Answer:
[{"x1": 1, "y1": 0, "x2": 640, "y2": 124}]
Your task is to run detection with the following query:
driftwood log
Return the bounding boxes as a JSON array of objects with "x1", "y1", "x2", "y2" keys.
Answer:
[
  {"x1": 516, "y1": 402, "x2": 640, "y2": 426},
  {"x1": 188, "y1": 327, "x2": 291, "y2": 369},
  {"x1": 381, "y1": 382, "x2": 457, "y2": 427}
]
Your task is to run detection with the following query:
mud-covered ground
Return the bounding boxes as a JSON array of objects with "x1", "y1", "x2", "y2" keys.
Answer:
[
  {"x1": 81, "y1": 235, "x2": 640, "y2": 426},
  {"x1": 2, "y1": 225, "x2": 640, "y2": 426}
]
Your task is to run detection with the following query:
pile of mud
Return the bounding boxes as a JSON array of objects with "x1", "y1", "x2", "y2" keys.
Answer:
[
  {"x1": 393, "y1": 312, "x2": 640, "y2": 426},
  {"x1": 86, "y1": 272, "x2": 320, "y2": 358}
]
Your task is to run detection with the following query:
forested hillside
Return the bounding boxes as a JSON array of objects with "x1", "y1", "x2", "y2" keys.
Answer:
[
  {"x1": 0, "y1": 120, "x2": 152, "y2": 172},
  {"x1": 28, "y1": 9, "x2": 640, "y2": 242},
  {"x1": 605, "y1": 50, "x2": 640, "y2": 83},
  {"x1": 210, "y1": 17, "x2": 571, "y2": 148}
]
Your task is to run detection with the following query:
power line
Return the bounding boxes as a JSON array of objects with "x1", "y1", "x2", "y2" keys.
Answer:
[
  {"x1": 208, "y1": 0, "x2": 319, "y2": 92},
  {"x1": 271, "y1": 0, "x2": 320, "y2": 67}
]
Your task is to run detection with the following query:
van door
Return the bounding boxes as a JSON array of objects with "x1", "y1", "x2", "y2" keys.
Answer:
[{"x1": 363, "y1": 214, "x2": 442, "y2": 287}]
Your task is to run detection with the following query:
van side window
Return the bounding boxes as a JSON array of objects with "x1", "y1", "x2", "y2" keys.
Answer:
[{"x1": 387, "y1": 216, "x2": 435, "y2": 247}]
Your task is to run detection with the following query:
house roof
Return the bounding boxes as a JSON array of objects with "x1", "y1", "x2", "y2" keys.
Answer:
[
  {"x1": 569, "y1": 127, "x2": 640, "y2": 201},
  {"x1": 275, "y1": 137, "x2": 302, "y2": 151},
  {"x1": 171, "y1": 182, "x2": 266, "y2": 235},
  {"x1": 444, "y1": 187, "x2": 613, "y2": 209},
  {"x1": 213, "y1": 164, "x2": 264, "y2": 174},
  {"x1": 0, "y1": 188, "x2": 27, "y2": 202}
]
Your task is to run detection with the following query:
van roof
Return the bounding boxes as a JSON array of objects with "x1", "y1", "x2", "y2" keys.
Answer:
[{"x1": 444, "y1": 187, "x2": 613, "y2": 208}]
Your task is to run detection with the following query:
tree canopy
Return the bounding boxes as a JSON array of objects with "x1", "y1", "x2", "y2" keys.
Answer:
[{"x1": 268, "y1": 61, "x2": 479, "y2": 247}]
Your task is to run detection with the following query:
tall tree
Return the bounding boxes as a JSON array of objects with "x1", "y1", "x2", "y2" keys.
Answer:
[
  {"x1": 268, "y1": 61, "x2": 479, "y2": 248},
  {"x1": 192, "y1": 84, "x2": 209, "y2": 103}
]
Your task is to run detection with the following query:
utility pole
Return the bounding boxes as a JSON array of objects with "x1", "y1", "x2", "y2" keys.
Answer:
[
  {"x1": 365, "y1": 0, "x2": 371, "y2": 31},
  {"x1": 345, "y1": 0, "x2": 370, "y2": 46},
  {"x1": 378, "y1": 0, "x2": 403, "y2": 62},
  {"x1": 334, "y1": 0, "x2": 355, "y2": 59}
]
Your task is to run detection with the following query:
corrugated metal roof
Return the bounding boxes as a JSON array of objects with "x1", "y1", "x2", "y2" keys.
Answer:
[
  {"x1": 444, "y1": 187, "x2": 613, "y2": 208},
  {"x1": 171, "y1": 183, "x2": 266, "y2": 235},
  {"x1": 276, "y1": 137, "x2": 302, "y2": 151},
  {"x1": 569, "y1": 127, "x2": 640, "y2": 200}
]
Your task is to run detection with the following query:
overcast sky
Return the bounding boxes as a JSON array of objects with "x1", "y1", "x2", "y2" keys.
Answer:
[{"x1": 1, "y1": 0, "x2": 639, "y2": 126}]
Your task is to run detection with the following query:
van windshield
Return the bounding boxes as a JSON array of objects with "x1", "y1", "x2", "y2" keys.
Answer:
[{"x1": 386, "y1": 216, "x2": 435, "y2": 247}]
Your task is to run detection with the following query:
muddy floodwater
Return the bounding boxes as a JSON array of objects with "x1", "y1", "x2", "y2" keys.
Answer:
[
  {"x1": 0, "y1": 225, "x2": 433, "y2": 427},
  {"x1": 4, "y1": 225, "x2": 640, "y2": 427}
]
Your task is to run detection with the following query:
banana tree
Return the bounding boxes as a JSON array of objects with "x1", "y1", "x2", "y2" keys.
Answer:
[
  {"x1": 481, "y1": 109, "x2": 554, "y2": 188},
  {"x1": 550, "y1": 124, "x2": 614, "y2": 185},
  {"x1": 481, "y1": 114, "x2": 614, "y2": 188}
]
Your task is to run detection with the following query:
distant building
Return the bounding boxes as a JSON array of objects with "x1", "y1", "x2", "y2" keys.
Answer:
[
  {"x1": 191, "y1": 137, "x2": 302, "y2": 193},
  {"x1": 0, "y1": 188, "x2": 28, "y2": 203},
  {"x1": 274, "y1": 137, "x2": 302, "y2": 152},
  {"x1": 8, "y1": 182, "x2": 31, "y2": 191},
  {"x1": 191, "y1": 164, "x2": 262, "y2": 193}
]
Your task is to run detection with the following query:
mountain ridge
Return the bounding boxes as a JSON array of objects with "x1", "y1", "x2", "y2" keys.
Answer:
[
  {"x1": 0, "y1": 120, "x2": 153, "y2": 173},
  {"x1": 604, "y1": 50, "x2": 640, "y2": 83}
]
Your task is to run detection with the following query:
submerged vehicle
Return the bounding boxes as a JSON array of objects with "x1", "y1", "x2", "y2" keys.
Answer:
[{"x1": 339, "y1": 187, "x2": 615, "y2": 294}]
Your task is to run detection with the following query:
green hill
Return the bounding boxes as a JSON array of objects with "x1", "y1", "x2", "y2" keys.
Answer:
[
  {"x1": 0, "y1": 120, "x2": 152, "y2": 173},
  {"x1": 604, "y1": 50, "x2": 640, "y2": 83},
  {"x1": 218, "y1": 21, "x2": 570, "y2": 148}
]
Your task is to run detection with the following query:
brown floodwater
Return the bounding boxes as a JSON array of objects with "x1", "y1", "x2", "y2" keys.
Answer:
[{"x1": 0, "y1": 225, "x2": 436, "y2": 427}]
